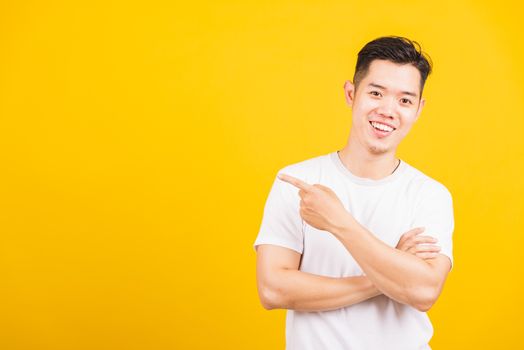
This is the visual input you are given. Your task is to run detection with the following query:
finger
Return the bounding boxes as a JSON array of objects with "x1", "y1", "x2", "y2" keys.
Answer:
[
  {"x1": 298, "y1": 189, "x2": 306, "y2": 198},
  {"x1": 397, "y1": 227, "x2": 425, "y2": 246},
  {"x1": 278, "y1": 173, "x2": 313, "y2": 191},
  {"x1": 416, "y1": 252, "x2": 439, "y2": 260},
  {"x1": 416, "y1": 244, "x2": 441, "y2": 253},
  {"x1": 399, "y1": 236, "x2": 431, "y2": 252},
  {"x1": 313, "y1": 184, "x2": 331, "y2": 192},
  {"x1": 414, "y1": 235, "x2": 438, "y2": 244},
  {"x1": 397, "y1": 239, "x2": 416, "y2": 252},
  {"x1": 399, "y1": 227, "x2": 425, "y2": 244},
  {"x1": 407, "y1": 246, "x2": 417, "y2": 254}
]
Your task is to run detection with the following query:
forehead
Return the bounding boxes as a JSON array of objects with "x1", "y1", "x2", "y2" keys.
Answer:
[{"x1": 362, "y1": 59, "x2": 421, "y2": 96}]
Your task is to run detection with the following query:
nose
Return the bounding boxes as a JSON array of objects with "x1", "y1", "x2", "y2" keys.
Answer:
[{"x1": 376, "y1": 97, "x2": 396, "y2": 119}]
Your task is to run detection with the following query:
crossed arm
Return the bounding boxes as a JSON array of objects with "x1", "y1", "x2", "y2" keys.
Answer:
[
  {"x1": 256, "y1": 175, "x2": 452, "y2": 313},
  {"x1": 256, "y1": 244, "x2": 381, "y2": 312},
  {"x1": 256, "y1": 227, "x2": 448, "y2": 312},
  {"x1": 328, "y1": 218, "x2": 451, "y2": 312}
]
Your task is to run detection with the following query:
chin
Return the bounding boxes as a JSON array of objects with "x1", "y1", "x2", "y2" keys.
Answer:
[{"x1": 368, "y1": 144, "x2": 390, "y2": 155}]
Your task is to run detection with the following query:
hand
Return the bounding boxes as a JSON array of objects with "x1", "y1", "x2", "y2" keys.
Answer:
[
  {"x1": 396, "y1": 227, "x2": 441, "y2": 260},
  {"x1": 277, "y1": 173, "x2": 354, "y2": 233}
]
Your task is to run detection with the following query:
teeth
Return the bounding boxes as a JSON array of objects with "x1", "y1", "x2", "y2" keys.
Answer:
[{"x1": 371, "y1": 121, "x2": 393, "y2": 132}]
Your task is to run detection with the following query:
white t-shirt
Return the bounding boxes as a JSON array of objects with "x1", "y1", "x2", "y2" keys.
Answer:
[{"x1": 253, "y1": 151, "x2": 454, "y2": 350}]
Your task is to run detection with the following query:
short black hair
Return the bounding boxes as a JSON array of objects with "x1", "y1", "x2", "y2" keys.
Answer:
[{"x1": 353, "y1": 36, "x2": 433, "y2": 96}]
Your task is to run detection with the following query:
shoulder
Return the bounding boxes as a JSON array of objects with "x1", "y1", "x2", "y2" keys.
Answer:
[
  {"x1": 402, "y1": 162, "x2": 453, "y2": 205},
  {"x1": 276, "y1": 152, "x2": 330, "y2": 183}
]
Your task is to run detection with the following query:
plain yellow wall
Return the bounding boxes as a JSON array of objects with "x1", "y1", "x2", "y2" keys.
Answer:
[{"x1": 1, "y1": 1, "x2": 523, "y2": 349}]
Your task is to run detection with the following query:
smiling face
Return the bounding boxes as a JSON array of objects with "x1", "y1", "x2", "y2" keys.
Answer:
[{"x1": 344, "y1": 59, "x2": 426, "y2": 155}]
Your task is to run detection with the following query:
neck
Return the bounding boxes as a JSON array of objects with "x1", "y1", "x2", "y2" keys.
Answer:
[{"x1": 338, "y1": 136, "x2": 400, "y2": 180}]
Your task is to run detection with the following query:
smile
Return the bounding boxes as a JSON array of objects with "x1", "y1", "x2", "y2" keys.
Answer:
[{"x1": 369, "y1": 121, "x2": 395, "y2": 134}]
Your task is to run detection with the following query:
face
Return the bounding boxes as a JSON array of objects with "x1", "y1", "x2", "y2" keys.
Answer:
[{"x1": 344, "y1": 59, "x2": 426, "y2": 155}]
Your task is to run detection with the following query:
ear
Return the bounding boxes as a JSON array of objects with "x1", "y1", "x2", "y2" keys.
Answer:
[
  {"x1": 343, "y1": 80, "x2": 355, "y2": 107},
  {"x1": 414, "y1": 97, "x2": 425, "y2": 122}
]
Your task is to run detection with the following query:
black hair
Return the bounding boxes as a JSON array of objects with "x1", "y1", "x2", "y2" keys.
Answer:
[{"x1": 353, "y1": 36, "x2": 433, "y2": 96}]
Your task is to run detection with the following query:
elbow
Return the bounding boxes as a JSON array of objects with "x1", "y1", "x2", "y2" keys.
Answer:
[
  {"x1": 414, "y1": 299, "x2": 434, "y2": 312},
  {"x1": 258, "y1": 284, "x2": 286, "y2": 310},
  {"x1": 259, "y1": 287, "x2": 277, "y2": 310},
  {"x1": 409, "y1": 286, "x2": 439, "y2": 312}
]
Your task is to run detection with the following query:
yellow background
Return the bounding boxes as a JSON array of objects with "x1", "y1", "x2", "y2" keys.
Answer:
[{"x1": 1, "y1": 1, "x2": 523, "y2": 349}]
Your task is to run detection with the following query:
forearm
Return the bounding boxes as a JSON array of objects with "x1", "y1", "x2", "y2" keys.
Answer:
[
  {"x1": 266, "y1": 269, "x2": 381, "y2": 312},
  {"x1": 332, "y1": 218, "x2": 437, "y2": 310}
]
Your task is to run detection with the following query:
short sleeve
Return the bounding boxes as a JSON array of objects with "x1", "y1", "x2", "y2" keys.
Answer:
[
  {"x1": 253, "y1": 170, "x2": 304, "y2": 254},
  {"x1": 411, "y1": 181, "x2": 455, "y2": 270}
]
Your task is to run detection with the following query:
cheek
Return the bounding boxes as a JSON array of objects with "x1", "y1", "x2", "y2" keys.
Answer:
[
  {"x1": 403, "y1": 111, "x2": 419, "y2": 125},
  {"x1": 356, "y1": 98, "x2": 378, "y2": 112},
  {"x1": 352, "y1": 100, "x2": 376, "y2": 121},
  {"x1": 397, "y1": 118, "x2": 417, "y2": 136}
]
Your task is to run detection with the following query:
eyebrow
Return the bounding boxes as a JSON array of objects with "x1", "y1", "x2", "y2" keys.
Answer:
[{"x1": 367, "y1": 83, "x2": 418, "y2": 98}]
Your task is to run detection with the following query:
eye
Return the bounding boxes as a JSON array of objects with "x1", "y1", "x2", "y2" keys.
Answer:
[
  {"x1": 400, "y1": 98, "x2": 412, "y2": 105},
  {"x1": 369, "y1": 91, "x2": 382, "y2": 97}
]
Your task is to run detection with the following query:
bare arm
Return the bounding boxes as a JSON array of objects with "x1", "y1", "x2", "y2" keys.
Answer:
[
  {"x1": 332, "y1": 218, "x2": 451, "y2": 312},
  {"x1": 277, "y1": 173, "x2": 452, "y2": 312},
  {"x1": 256, "y1": 244, "x2": 380, "y2": 312},
  {"x1": 255, "y1": 227, "x2": 439, "y2": 312}
]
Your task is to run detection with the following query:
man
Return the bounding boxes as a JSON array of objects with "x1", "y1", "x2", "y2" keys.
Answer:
[{"x1": 253, "y1": 36, "x2": 454, "y2": 350}]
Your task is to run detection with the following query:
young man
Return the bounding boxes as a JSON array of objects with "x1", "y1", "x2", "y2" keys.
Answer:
[{"x1": 253, "y1": 36, "x2": 454, "y2": 350}]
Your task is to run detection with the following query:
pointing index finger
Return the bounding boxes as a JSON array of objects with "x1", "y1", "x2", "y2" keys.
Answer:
[{"x1": 277, "y1": 173, "x2": 313, "y2": 191}]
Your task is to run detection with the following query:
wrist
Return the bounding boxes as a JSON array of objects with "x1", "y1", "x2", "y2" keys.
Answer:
[
  {"x1": 359, "y1": 275, "x2": 382, "y2": 297},
  {"x1": 331, "y1": 212, "x2": 356, "y2": 238},
  {"x1": 366, "y1": 276, "x2": 382, "y2": 296}
]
